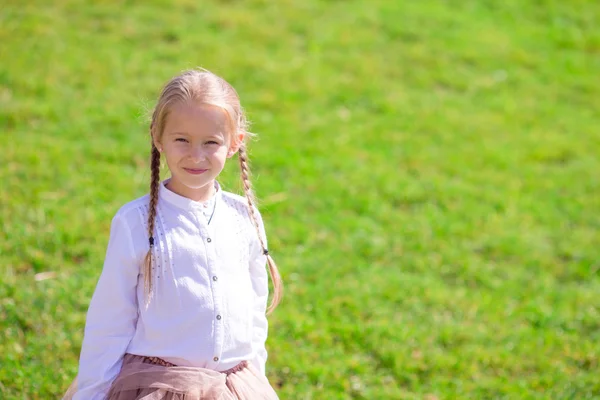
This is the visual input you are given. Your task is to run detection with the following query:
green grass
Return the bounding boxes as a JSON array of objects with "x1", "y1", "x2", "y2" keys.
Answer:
[{"x1": 1, "y1": 0, "x2": 599, "y2": 398}]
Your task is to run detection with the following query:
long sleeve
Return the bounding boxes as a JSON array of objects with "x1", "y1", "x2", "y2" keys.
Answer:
[
  {"x1": 248, "y1": 210, "x2": 269, "y2": 376},
  {"x1": 73, "y1": 213, "x2": 140, "y2": 400}
]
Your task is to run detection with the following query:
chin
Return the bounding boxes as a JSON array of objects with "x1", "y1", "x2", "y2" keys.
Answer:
[{"x1": 182, "y1": 179, "x2": 213, "y2": 190}]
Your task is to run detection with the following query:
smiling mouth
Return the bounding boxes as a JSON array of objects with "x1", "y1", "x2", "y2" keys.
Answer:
[{"x1": 183, "y1": 168, "x2": 208, "y2": 175}]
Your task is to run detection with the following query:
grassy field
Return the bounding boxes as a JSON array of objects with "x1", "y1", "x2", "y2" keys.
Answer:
[{"x1": 1, "y1": 0, "x2": 599, "y2": 398}]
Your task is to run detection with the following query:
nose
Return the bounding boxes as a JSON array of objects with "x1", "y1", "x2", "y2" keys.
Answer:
[{"x1": 189, "y1": 146, "x2": 206, "y2": 163}]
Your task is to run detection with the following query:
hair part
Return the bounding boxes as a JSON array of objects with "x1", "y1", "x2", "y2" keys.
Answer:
[{"x1": 143, "y1": 68, "x2": 283, "y2": 313}]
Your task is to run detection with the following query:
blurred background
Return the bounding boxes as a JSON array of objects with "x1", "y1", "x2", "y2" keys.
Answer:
[{"x1": 1, "y1": 0, "x2": 599, "y2": 398}]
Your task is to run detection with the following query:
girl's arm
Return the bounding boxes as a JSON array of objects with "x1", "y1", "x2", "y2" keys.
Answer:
[
  {"x1": 73, "y1": 213, "x2": 139, "y2": 400},
  {"x1": 249, "y1": 210, "x2": 269, "y2": 375}
]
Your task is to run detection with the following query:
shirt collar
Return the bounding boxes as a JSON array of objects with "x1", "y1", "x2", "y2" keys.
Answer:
[{"x1": 159, "y1": 179, "x2": 221, "y2": 211}]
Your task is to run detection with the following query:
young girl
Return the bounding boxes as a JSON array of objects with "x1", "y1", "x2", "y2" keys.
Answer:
[{"x1": 64, "y1": 69, "x2": 282, "y2": 400}]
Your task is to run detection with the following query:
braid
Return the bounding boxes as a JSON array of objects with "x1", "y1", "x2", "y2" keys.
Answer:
[
  {"x1": 238, "y1": 144, "x2": 283, "y2": 314},
  {"x1": 143, "y1": 143, "x2": 161, "y2": 304}
]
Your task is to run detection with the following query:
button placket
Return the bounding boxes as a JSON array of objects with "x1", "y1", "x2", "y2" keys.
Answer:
[{"x1": 199, "y1": 212, "x2": 223, "y2": 370}]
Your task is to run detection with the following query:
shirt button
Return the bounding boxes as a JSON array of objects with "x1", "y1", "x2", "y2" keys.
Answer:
[
  {"x1": 213, "y1": 357, "x2": 219, "y2": 362},
  {"x1": 207, "y1": 238, "x2": 212, "y2": 243},
  {"x1": 212, "y1": 276, "x2": 218, "y2": 281},
  {"x1": 216, "y1": 315, "x2": 222, "y2": 320}
]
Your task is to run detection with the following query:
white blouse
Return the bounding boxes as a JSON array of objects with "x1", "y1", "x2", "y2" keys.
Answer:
[{"x1": 73, "y1": 181, "x2": 270, "y2": 400}]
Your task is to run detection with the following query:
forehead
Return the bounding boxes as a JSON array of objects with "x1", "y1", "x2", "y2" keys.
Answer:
[{"x1": 163, "y1": 102, "x2": 230, "y2": 136}]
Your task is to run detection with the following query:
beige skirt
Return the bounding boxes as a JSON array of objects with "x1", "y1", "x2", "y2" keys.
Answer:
[{"x1": 63, "y1": 353, "x2": 279, "y2": 400}]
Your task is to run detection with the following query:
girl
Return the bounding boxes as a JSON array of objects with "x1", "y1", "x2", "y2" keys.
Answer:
[{"x1": 64, "y1": 69, "x2": 282, "y2": 400}]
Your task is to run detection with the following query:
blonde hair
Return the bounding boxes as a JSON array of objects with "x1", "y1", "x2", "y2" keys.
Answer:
[{"x1": 145, "y1": 68, "x2": 282, "y2": 314}]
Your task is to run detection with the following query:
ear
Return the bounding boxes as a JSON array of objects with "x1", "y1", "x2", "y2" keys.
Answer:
[
  {"x1": 153, "y1": 136, "x2": 163, "y2": 153},
  {"x1": 227, "y1": 132, "x2": 245, "y2": 158}
]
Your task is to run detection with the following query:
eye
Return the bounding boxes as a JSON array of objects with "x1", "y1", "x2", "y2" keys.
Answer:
[
  {"x1": 206, "y1": 140, "x2": 220, "y2": 145},
  {"x1": 175, "y1": 138, "x2": 188, "y2": 143}
]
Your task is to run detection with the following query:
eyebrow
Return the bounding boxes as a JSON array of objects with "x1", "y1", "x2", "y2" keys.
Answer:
[
  {"x1": 167, "y1": 131, "x2": 190, "y2": 136},
  {"x1": 167, "y1": 131, "x2": 225, "y2": 140}
]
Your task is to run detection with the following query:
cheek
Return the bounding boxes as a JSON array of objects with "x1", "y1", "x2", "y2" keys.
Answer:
[
  {"x1": 165, "y1": 144, "x2": 187, "y2": 158},
  {"x1": 215, "y1": 147, "x2": 230, "y2": 161},
  {"x1": 208, "y1": 146, "x2": 228, "y2": 157},
  {"x1": 161, "y1": 151, "x2": 181, "y2": 168}
]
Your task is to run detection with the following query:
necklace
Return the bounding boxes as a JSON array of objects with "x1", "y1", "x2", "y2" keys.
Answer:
[{"x1": 207, "y1": 196, "x2": 217, "y2": 225}]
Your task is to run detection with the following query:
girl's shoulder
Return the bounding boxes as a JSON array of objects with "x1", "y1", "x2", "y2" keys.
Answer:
[
  {"x1": 111, "y1": 193, "x2": 151, "y2": 229},
  {"x1": 220, "y1": 190, "x2": 247, "y2": 209},
  {"x1": 220, "y1": 190, "x2": 263, "y2": 222}
]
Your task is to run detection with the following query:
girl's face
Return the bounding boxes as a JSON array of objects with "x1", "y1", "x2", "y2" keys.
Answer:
[{"x1": 156, "y1": 102, "x2": 242, "y2": 201}]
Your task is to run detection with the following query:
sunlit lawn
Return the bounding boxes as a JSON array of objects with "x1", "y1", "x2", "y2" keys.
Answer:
[{"x1": 1, "y1": 1, "x2": 599, "y2": 398}]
